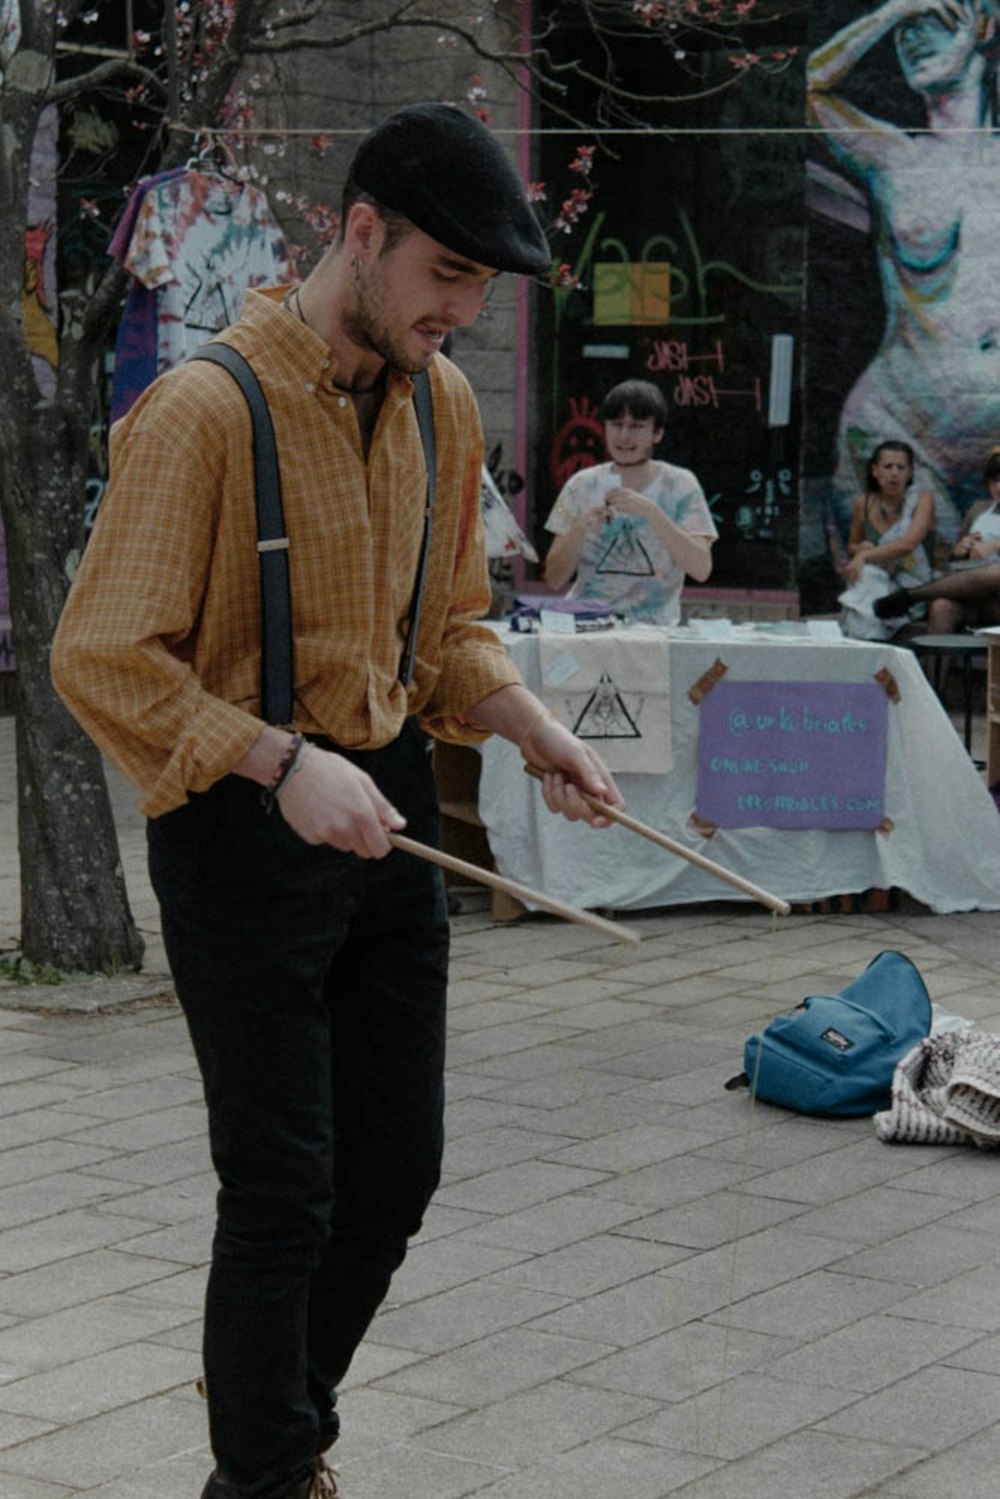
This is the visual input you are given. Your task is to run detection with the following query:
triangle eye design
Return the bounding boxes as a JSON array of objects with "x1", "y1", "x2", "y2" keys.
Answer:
[
  {"x1": 572, "y1": 673, "x2": 642, "y2": 740},
  {"x1": 594, "y1": 521, "x2": 655, "y2": 577}
]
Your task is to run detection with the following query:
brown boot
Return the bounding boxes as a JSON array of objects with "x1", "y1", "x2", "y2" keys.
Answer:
[
  {"x1": 199, "y1": 1456, "x2": 337, "y2": 1499},
  {"x1": 311, "y1": 1455, "x2": 340, "y2": 1496},
  {"x1": 199, "y1": 1470, "x2": 317, "y2": 1499}
]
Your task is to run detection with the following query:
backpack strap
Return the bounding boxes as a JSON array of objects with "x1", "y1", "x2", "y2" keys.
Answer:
[{"x1": 189, "y1": 344, "x2": 293, "y2": 726}]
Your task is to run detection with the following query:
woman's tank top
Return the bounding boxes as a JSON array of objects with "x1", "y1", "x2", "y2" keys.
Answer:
[{"x1": 863, "y1": 490, "x2": 933, "y2": 584}]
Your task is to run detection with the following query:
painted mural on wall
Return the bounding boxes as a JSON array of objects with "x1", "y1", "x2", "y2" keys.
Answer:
[{"x1": 802, "y1": 0, "x2": 1000, "y2": 608}]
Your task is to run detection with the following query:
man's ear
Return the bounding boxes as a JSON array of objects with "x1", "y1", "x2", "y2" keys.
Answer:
[{"x1": 344, "y1": 199, "x2": 380, "y2": 257}]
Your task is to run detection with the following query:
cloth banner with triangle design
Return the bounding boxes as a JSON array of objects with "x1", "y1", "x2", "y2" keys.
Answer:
[{"x1": 538, "y1": 627, "x2": 672, "y2": 774}]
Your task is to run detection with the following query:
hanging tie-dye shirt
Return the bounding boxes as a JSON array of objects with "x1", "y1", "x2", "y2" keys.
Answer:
[{"x1": 123, "y1": 169, "x2": 292, "y2": 378}]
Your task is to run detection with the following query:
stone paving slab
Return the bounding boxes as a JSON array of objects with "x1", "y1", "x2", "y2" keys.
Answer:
[{"x1": 2, "y1": 711, "x2": 1000, "y2": 1497}]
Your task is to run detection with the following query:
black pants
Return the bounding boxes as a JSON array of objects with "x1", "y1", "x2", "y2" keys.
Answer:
[{"x1": 148, "y1": 723, "x2": 448, "y2": 1499}]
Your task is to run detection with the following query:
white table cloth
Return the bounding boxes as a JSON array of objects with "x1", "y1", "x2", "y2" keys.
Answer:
[{"x1": 477, "y1": 624, "x2": 1000, "y2": 915}]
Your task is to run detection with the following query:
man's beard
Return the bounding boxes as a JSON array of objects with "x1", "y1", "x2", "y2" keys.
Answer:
[{"x1": 342, "y1": 272, "x2": 430, "y2": 375}]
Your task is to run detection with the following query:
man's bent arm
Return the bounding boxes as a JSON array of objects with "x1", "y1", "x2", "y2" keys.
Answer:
[{"x1": 465, "y1": 683, "x2": 624, "y2": 826}]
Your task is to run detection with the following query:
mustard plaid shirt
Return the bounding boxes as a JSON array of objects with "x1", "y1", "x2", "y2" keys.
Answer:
[{"x1": 52, "y1": 287, "x2": 521, "y2": 816}]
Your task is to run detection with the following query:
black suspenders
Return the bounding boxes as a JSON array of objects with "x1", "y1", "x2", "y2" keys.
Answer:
[
  {"x1": 400, "y1": 366, "x2": 436, "y2": 690},
  {"x1": 190, "y1": 345, "x2": 436, "y2": 724},
  {"x1": 191, "y1": 344, "x2": 292, "y2": 725}
]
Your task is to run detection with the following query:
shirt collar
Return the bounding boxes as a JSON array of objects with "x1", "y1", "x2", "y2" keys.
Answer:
[{"x1": 240, "y1": 285, "x2": 415, "y2": 401}]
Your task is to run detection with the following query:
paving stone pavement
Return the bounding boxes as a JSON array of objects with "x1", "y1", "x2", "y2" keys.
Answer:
[{"x1": 1, "y1": 710, "x2": 1000, "y2": 1498}]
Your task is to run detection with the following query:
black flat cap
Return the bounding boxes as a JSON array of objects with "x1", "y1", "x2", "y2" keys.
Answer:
[{"x1": 351, "y1": 102, "x2": 551, "y2": 276}]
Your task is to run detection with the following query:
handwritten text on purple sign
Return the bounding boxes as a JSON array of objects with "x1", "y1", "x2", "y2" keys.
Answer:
[{"x1": 696, "y1": 680, "x2": 888, "y2": 829}]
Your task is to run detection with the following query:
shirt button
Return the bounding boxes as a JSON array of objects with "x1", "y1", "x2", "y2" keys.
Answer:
[
  {"x1": 320, "y1": 358, "x2": 331, "y2": 369},
  {"x1": 337, "y1": 396, "x2": 347, "y2": 408},
  {"x1": 304, "y1": 381, "x2": 316, "y2": 394}
]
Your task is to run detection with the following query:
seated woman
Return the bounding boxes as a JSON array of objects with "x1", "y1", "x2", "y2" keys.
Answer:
[
  {"x1": 839, "y1": 440, "x2": 935, "y2": 638},
  {"x1": 543, "y1": 378, "x2": 716, "y2": 625},
  {"x1": 875, "y1": 446, "x2": 1000, "y2": 630}
]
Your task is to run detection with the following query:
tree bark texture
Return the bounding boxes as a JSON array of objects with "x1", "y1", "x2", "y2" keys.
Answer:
[
  {"x1": 0, "y1": 7, "x2": 149, "y2": 972},
  {"x1": 2, "y1": 433, "x2": 144, "y2": 973}
]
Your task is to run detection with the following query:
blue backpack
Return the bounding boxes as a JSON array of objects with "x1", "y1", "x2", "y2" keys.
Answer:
[{"x1": 726, "y1": 950, "x2": 932, "y2": 1117}]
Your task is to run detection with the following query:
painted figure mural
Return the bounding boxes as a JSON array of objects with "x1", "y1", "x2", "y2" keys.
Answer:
[{"x1": 808, "y1": 0, "x2": 1000, "y2": 540}]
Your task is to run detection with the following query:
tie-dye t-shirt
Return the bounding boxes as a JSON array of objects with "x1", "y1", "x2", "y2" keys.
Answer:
[
  {"x1": 544, "y1": 460, "x2": 717, "y2": 625},
  {"x1": 123, "y1": 170, "x2": 292, "y2": 378}
]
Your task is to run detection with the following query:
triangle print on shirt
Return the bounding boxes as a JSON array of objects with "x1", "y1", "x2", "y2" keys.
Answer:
[{"x1": 594, "y1": 518, "x2": 655, "y2": 576}]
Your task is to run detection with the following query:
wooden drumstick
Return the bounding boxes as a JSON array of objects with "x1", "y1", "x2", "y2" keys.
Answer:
[
  {"x1": 387, "y1": 832, "x2": 641, "y2": 945},
  {"x1": 524, "y1": 765, "x2": 791, "y2": 918}
]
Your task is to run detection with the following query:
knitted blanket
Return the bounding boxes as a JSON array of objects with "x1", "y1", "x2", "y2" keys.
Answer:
[{"x1": 873, "y1": 1030, "x2": 1000, "y2": 1148}]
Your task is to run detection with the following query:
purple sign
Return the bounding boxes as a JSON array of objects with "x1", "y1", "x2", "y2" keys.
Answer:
[{"x1": 696, "y1": 680, "x2": 888, "y2": 829}]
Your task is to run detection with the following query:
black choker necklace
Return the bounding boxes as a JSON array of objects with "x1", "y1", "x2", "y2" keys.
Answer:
[
  {"x1": 284, "y1": 286, "x2": 307, "y2": 324},
  {"x1": 285, "y1": 286, "x2": 384, "y2": 396},
  {"x1": 332, "y1": 373, "x2": 384, "y2": 397}
]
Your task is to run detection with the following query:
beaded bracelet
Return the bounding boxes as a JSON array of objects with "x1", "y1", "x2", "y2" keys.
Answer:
[{"x1": 260, "y1": 731, "x2": 305, "y2": 814}]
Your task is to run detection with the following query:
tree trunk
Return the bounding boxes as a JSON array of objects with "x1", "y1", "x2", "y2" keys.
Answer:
[
  {"x1": 14, "y1": 672, "x2": 145, "y2": 974},
  {"x1": 2, "y1": 428, "x2": 144, "y2": 974}
]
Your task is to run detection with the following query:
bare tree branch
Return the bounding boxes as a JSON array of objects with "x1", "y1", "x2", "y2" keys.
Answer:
[
  {"x1": 162, "y1": 0, "x2": 179, "y2": 123},
  {"x1": 245, "y1": 10, "x2": 515, "y2": 59},
  {"x1": 44, "y1": 56, "x2": 164, "y2": 105},
  {"x1": 251, "y1": 0, "x2": 426, "y2": 43},
  {"x1": 181, "y1": 0, "x2": 271, "y2": 131},
  {"x1": 239, "y1": 8, "x2": 759, "y2": 117},
  {"x1": 77, "y1": 257, "x2": 130, "y2": 355}
]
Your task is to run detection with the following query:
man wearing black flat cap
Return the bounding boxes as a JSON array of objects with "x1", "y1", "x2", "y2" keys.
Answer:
[{"x1": 53, "y1": 103, "x2": 624, "y2": 1499}]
